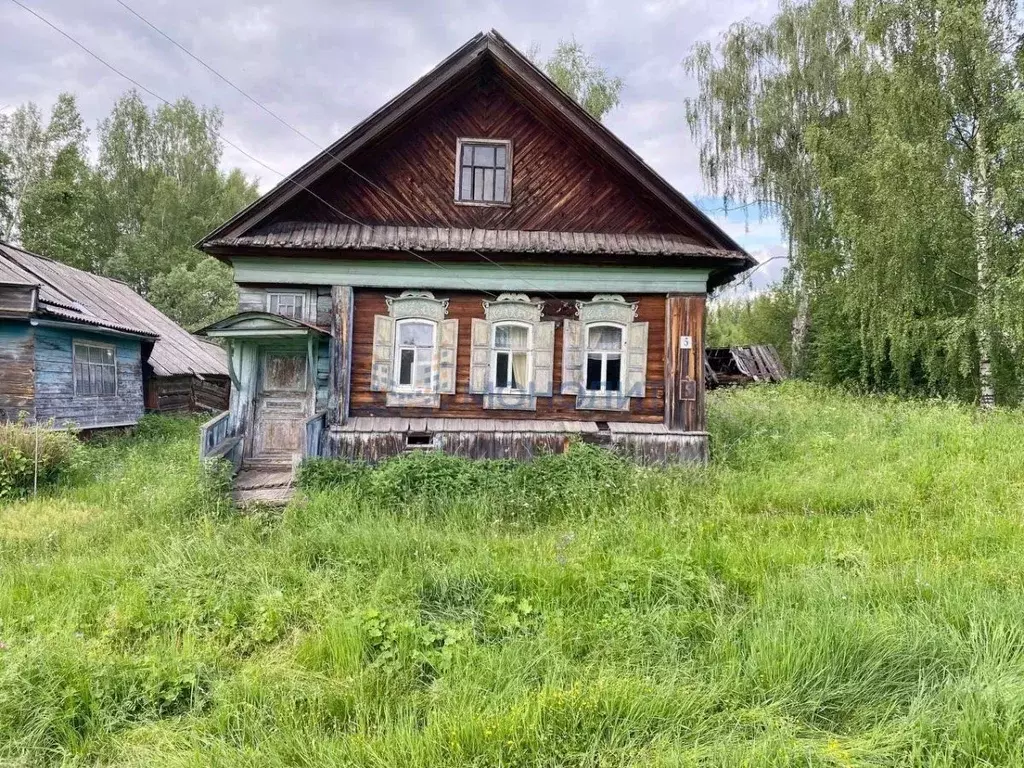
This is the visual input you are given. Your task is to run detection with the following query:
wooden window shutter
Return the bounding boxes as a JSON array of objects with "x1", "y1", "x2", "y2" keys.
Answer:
[
  {"x1": 437, "y1": 318, "x2": 459, "y2": 394},
  {"x1": 625, "y1": 321, "x2": 649, "y2": 398},
  {"x1": 532, "y1": 320, "x2": 555, "y2": 396},
  {"x1": 370, "y1": 315, "x2": 395, "y2": 392},
  {"x1": 561, "y1": 319, "x2": 582, "y2": 395},
  {"x1": 468, "y1": 318, "x2": 491, "y2": 394}
]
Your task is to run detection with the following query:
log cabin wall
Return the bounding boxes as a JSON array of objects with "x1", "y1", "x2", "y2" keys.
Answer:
[
  {"x1": 0, "y1": 322, "x2": 35, "y2": 422},
  {"x1": 264, "y1": 69, "x2": 697, "y2": 238},
  {"x1": 349, "y1": 289, "x2": 666, "y2": 422}
]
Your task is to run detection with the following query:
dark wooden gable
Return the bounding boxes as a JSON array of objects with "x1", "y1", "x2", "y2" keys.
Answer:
[{"x1": 264, "y1": 66, "x2": 696, "y2": 237}]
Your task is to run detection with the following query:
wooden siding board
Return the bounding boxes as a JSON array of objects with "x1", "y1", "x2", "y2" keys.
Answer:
[
  {"x1": 264, "y1": 75, "x2": 698, "y2": 237},
  {"x1": 33, "y1": 326, "x2": 145, "y2": 429},
  {"x1": 0, "y1": 322, "x2": 35, "y2": 422}
]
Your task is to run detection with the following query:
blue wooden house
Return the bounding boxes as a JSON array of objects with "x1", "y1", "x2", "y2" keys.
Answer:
[{"x1": 0, "y1": 241, "x2": 230, "y2": 429}]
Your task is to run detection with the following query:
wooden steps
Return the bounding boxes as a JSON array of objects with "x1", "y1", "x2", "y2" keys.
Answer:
[{"x1": 233, "y1": 464, "x2": 295, "y2": 507}]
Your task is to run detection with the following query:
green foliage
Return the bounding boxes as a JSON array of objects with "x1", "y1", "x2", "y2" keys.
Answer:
[
  {"x1": 688, "y1": 0, "x2": 1024, "y2": 405},
  {"x1": 0, "y1": 420, "x2": 80, "y2": 498},
  {"x1": 0, "y1": 90, "x2": 258, "y2": 328},
  {"x1": 5, "y1": 389, "x2": 1024, "y2": 763},
  {"x1": 531, "y1": 38, "x2": 624, "y2": 120},
  {"x1": 707, "y1": 289, "x2": 796, "y2": 370},
  {"x1": 298, "y1": 441, "x2": 641, "y2": 522}
]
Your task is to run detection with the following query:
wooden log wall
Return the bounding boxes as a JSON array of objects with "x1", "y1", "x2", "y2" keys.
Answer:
[
  {"x1": 146, "y1": 375, "x2": 230, "y2": 414},
  {"x1": 266, "y1": 70, "x2": 696, "y2": 238},
  {"x1": 33, "y1": 326, "x2": 145, "y2": 429},
  {"x1": 349, "y1": 289, "x2": 666, "y2": 422},
  {"x1": 0, "y1": 322, "x2": 34, "y2": 422},
  {"x1": 664, "y1": 294, "x2": 706, "y2": 432}
]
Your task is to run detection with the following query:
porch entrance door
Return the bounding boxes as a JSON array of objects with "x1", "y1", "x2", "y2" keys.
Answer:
[{"x1": 250, "y1": 348, "x2": 312, "y2": 463}]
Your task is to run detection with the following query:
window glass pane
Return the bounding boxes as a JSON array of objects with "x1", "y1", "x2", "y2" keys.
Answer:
[
  {"x1": 606, "y1": 356, "x2": 622, "y2": 392},
  {"x1": 586, "y1": 355, "x2": 602, "y2": 391},
  {"x1": 496, "y1": 145, "x2": 507, "y2": 168},
  {"x1": 473, "y1": 168, "x2": 485, "y2": 201},
  {"x1": 102, "y1": 347, "x2": 114, "y2": 365},
  {"x1": 399, "y1": 348, "x2": 414, "y2": 385},
  {"x1": 481, "y1": 168, "x2": 493, "y2": 201},
  {"x1": 460, "y1": 167, "x2": 473, "y2": 200},
  {"x1": 474, "y1": 145, "x2": 495, "y2": 166},
  {"x1": 414, "y1": 357, "x2": 432, "y2": 388},
  {"x1": 462, "y1": 144, "x2": 473, "y2": 164},
  {"x1": 102, "y1": 366, "x2": 115, "y2": 394},
  {"x1": 494, "y1": 324, "x2": 529, "y2": 349},
  {"x1": 398, "y1": 322, "x2": 434, "y2": 347},
  {"x1": 495, "y1": 352, "x2": 509, "y2": 388},
  {"x1": 511, "y1": 352, "x2": 529, "y2": 390},
  {"x1": 495, "y1": 169, "x2": 506, "y2": 201},
  {"x1": 588, "y1": 325, "x2": 622, "y2": 350}
]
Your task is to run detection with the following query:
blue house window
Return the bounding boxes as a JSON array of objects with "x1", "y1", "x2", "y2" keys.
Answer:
[{"x1": 73, "y1": 341, "x2": 117, "y2": 396}]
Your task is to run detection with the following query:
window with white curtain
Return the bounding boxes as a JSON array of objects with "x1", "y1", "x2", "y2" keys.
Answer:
[
  {"x1": 394, "y1": 319, "x2": 436, "y2": 390},
  {"x1": 492, "y1": 322, "x2": 531, "y2": 393},
  {"x1": 585, "y1": 324, "x2": 624, "y2": 393}
]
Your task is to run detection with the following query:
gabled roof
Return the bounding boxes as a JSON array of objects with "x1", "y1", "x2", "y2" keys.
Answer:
[
  {"x1": 197, "y1": 30, "x2": 754, "y2": 280},
  {"x1": 198, "y1": 311, "x2": 329, "y2": 337},
  {"x1": 0, "y1": 242, "x2": 228, "y2": 378}
]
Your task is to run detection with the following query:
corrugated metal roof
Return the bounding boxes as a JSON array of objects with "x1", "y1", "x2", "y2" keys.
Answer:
[
  {"x1": 0, "y1": 242, "x2": 227, "y2": 378},
  {"x1": 209, "y1": 222, "x2": 747, "y2": 259}
]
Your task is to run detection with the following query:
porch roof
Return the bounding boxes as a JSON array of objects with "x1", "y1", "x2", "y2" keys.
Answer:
[{"x1": 197, "y1": 311, "x2": 331, "y2": 339}]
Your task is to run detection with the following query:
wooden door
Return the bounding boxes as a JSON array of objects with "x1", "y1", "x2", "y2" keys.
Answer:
[
  {"x1": 664, "y1": 295, "x2": 706, "y2": 432},
  {"x1": 250, "y1": 349, "x2": 311, "y2": 462}
]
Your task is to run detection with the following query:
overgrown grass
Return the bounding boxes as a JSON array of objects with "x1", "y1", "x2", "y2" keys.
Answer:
[{"x1": 4, "y1": 384, "x2": 1024, "y2": 765}]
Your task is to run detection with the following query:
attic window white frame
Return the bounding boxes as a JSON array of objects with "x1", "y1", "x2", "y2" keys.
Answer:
[
  {"x1": 266, "y1": 291, "x2": 310, "y2": 322},
  {"x1": 454, "y1": 138, "x2": 513, "y2": 206}
]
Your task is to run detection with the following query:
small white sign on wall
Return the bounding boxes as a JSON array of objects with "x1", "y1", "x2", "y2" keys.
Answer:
[{"x1": 679, "y1": 335, "x2": 693, "y2": 350}]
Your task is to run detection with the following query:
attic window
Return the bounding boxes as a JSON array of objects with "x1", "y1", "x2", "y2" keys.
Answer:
[{"x1": 455, "y1": 139, "x2": 511, "y2": 204}]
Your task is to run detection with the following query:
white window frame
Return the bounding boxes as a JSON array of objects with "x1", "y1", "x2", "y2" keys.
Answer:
[
  {"x1": 584, "y1": 322, "x2": 626, "y2": 394},
  {"x1": 72, "y1": 340, "x2": 118, "y2": 397},
  {"x1": 490, "y1": 321, "x2": 532, "y2": 395},
  {"x1": 454, "y1": 138, "x2": 513, "y2": 206},
  {"x1": 266, "y1": 291, "x2": 308, "y2": 321},
  {"x1": 392, "y1": 317, "x2": 438, "y2": 393}
]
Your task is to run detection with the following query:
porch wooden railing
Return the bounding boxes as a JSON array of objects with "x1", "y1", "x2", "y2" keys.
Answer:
[
  {"x1": 303, "y1": 410, "x2": 327, "y2": 460},
  {"x1": 199, "y1": 410, "x2": 243, "y2": 472}
]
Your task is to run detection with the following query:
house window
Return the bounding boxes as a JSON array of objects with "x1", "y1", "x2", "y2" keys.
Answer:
[
  {"x1": 456, "y1": 139, "x2": 511, "y2": 204},
  {"x1": 395, "y1": 319, "x2": 436, "y2": 390},
  {"x1": 73, "y1": 341, "x2": 117, "y2": 396},
  {"x1": 267, "y1": 292, "x2": 305, "y2": 320},
  {"x1": 492, "y1": 322, "x2": 531, "y2": 393},
  {"x1": 585, "y1": 324, "x2": 624, "y2": 393}
]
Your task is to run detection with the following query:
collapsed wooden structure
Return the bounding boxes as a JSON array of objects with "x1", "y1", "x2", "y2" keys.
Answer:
[{"x1": 705, "y1": 345, "x2": 787, "y2": 388}]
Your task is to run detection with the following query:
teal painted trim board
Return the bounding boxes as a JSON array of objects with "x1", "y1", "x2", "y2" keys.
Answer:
[{"x1": 232, "y1": 258, "x2": 710, "y2": 294}]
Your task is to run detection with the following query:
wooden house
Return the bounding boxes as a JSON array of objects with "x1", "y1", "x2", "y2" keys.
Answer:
[
  {"x1": 196, "y1": 31, "x2": 754, "y2": 469},
  {"x1": 0, "y1": 241, "x2": 230, "y2": 429}
]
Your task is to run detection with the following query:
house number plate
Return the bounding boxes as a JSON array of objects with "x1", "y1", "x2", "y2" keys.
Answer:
[{"x1": 679, "y1": 335, "x2": 693, "y2": 349}]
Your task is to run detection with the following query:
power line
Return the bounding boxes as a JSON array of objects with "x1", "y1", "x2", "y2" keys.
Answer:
[
  {"x1": 112, "y1": 0, "x2": 560, "y2": 300},
  {"x1": 8, "y1": 0, "x2": 500, "y2": 298}
]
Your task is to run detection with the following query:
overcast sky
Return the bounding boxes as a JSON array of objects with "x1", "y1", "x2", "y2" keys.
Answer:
[{"x1": 1, "y1": 0, "x2": 787, "y2": 291}]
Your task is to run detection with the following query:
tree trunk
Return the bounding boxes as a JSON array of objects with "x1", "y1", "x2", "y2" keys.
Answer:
[
  {"x1": 973, "y1": 120, "x2": 997, "y2": 409},
  {"x1": 789, "y1": 232, "x2": 810, "y2": 376}
]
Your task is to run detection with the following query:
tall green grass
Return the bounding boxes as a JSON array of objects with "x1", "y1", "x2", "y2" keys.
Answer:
[{"x1": 3, "y1": 384, "x2": 1024, "y2": 765}]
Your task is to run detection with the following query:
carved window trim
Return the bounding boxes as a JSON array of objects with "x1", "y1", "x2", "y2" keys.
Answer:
[
  {"x1": 370, "y1": 291, "x2": 456, "y2": 408},
  {"x1": 562, "y1": 295, "x2": 648, "y2": 412}
]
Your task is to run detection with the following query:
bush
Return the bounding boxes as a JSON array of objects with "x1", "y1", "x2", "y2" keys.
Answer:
[
  {"x1": 298, "y1": 441, "x2": 643, "y2": 521},
  {"x1": 0, "y1": 420, "x2": 81, "y2": 498}
]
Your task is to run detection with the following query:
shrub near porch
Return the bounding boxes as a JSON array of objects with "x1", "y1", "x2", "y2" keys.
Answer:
[{"x1": 3, "y1": 384, "x2": 1024, "y2": 765}]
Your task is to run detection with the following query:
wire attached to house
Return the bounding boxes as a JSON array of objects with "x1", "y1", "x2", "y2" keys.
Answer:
[
  {"x1": 112, "y1": 0, "x2": 562, "y2": 300},
  {"x1": 8, "y1": 0, "x2": 503, "y2": 299}
]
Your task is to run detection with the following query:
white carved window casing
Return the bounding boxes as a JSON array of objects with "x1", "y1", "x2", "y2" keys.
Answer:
[
  {"x1": 561, "y1": 295, "x2": 649, "y2": 411},
  {"x1": 468, "y1": 293, "x2": 555, "y2": 411},
  {"x1": 370, "y1": 291, "x2": 458, "y2": 408}
]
